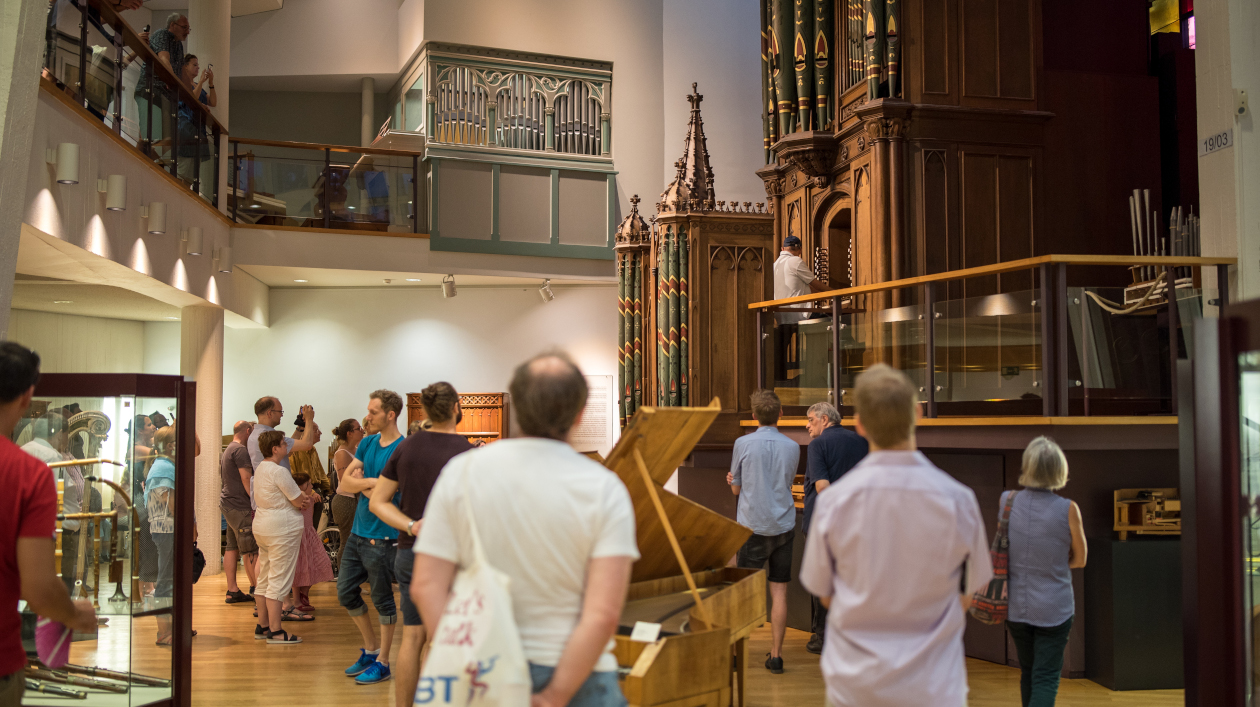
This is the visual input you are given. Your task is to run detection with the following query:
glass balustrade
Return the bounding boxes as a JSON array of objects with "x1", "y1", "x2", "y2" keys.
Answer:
[
  {"x1": 41, "y1": 0, "x2": 222, "y2": 209},
  {"x1": 229, "y1": 142, "x2": 425, "y2": 233},
  {"x1": 755, "y1": 260, "x2": 1222, "y2": 417}
]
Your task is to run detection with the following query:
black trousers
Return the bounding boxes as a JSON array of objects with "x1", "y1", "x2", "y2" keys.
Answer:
[
  {"x1": 810, "y1": 594, "x2": 828, "y2": 637},
  {"x1": 1007, "y1": 616, "x2": 1074, "y2": 707}
]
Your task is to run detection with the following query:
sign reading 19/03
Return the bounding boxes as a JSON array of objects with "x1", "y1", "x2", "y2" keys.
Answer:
[{"x1": 1200, "y1": 128, "x2": 1233, "y2": 158}]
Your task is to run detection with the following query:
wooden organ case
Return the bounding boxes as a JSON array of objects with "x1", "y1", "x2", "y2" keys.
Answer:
[
  {"x1": 604, "y1": 401, "x2": 766, "y2": 707},
  {"x1": 406, "y1": 392, "x2": 509, "y2": 445}
]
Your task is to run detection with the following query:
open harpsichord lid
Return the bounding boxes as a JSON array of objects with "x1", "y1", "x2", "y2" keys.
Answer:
[{"x1": 603, "y1": 398, "x2": 753, "y2": 583}]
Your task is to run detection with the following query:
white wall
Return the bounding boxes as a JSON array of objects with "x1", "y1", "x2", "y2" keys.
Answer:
[
  {"x1": 7, "y1": 310, "x2": 145, "y2": 372},
  {"x1": 662, "y1": 0, "x2": 765, "y2": 207},
  {"x1": 1196, "y1": 0, "x2": 1259, "y2": 305},
  {"x1": 136, "y1": 284, "x2": 619, "y2": 434}
]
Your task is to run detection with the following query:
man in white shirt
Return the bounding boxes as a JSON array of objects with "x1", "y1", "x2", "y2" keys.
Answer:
[
  {"x1": 413, "y1": 352, "x2": 639, "y2": 707},
  {"x1": 773, "y1": 235, "x2": 828, "y2": 317},
  {"x1": 800, "y1": 364, "x2": 993, "y2": 707}
]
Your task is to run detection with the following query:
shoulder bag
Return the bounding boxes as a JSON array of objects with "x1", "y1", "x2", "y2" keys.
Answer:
[
  {"x1": 969, "y1": 489, "x2": 1020, "y2": 625},
  {"x1": 414, "y1": 472, "x2": 530, "y2": 707}
]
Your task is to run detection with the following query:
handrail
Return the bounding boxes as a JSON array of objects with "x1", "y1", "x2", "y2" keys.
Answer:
[
  {"x1": 86, "y1": 0, "x2": 225, "y2": 135},
  {"x1": 228, "y1": 137, "x2": 424, "y2": 157},
  {"x1": 749, "y1": 254, "x2": 1238, "y2": 309}
]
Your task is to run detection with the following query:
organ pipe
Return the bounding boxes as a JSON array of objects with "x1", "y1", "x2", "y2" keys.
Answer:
[
  {"x1": 774, "y1": 0, "x2": 797, "y2": 137},
  {"x1": 794, "y1": 0, "x2": 815, "y2": 131},
  {"x1": 815, "y1": 0, "x2": 834, "y2": 129}
]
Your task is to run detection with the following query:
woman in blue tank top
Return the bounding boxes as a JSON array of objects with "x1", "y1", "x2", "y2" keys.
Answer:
[{"x1": 1003, "y1": 436, "x2": 1088, "y2": 707}]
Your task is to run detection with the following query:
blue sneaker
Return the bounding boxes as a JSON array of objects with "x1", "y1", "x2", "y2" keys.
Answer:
[
  {"x1": 355, "y1": 661, "x2": 392, "y2": 685},
  {"x1": 344, "y1": 649, "x2": 378, "y2": 677}
]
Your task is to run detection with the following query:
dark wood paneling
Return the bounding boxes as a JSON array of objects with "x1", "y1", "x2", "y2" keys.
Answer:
[
  {"x1": 922, "y1": 149, "x2": 950, "y2": 278},
  {"x1": 921, "y1": 0, "x2": 952, "y2": 97},
  {"x1": 961, "y1": 152, "x2": 999, "y2": 297},
  {"x1": 705, "y1": 246, "x2": 766, "y2": 412},
  {"x1": 735, "y1": 249, "x2": 768, "y2": 408},
  {"x1": 997, "y1": 155, "x2": 1034, "y2": 291},
  {"x1": 928, "y1": 452, "x2": 1008, "y2": 664},
  {"x1": 997, "y1": 0, "x2": 1034, "y2": 99},
  {"x1": 961, "y1": 0, "x2": 1000, "y2": 98}
]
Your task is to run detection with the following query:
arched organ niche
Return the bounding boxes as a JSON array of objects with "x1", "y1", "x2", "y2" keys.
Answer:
[{"x1": 616, "y1": 85, "x2": 775, "y2": 426}]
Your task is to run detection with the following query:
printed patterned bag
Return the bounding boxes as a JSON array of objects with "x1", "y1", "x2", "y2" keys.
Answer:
[
  {"x1": 414, "y1": 473, "x2": 530, "y2": 707},
  {"x1": 969, "y1": 490, "x2": 1020, "y2": 625}
]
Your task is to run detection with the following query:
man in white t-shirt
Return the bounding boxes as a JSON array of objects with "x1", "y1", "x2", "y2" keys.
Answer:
[
  {"x1": 773, "y1": 235, "x2": 828, "y2": 318},
  {"x1": 413, "y1": 352, "x2": 639, "y2": 707},
  {"x1": 800, "y1": 364, "x2": 993, "y2": 707}
]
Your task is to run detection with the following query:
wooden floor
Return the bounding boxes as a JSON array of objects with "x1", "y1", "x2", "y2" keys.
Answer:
[{"x1": 63, "y1": 574, "x2": 1185, "y2": 706}]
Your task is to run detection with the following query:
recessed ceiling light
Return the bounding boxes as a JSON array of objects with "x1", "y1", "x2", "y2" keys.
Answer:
[
  {"x1": 406, "y1": 278, "x2": 421, "y2": 282},
  {"x1": 53, "y1": 300, "x2": 72, "y2": 304},
  {"x1": 165, "y1": 316, "x2": 179, "y2": 320},
  {"x1": 293, "y1": 279, "x2": 308, "y2": 283}
]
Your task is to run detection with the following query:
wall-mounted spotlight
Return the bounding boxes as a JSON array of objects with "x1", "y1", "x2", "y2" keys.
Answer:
[
  {"x1": 539, "y1": 279, "x2": 555, "y2": 303},
  {"x1": 143, "y1": 202, "x2": 167, "y2": 233},
  {"x1": 183, "y1": 226, "x2": 203, "y2": 255},
  {"x1": 97, "y1": 175, "x2": 126, "y2": 211},
  {"x1": 45, "y1": 143, "x2": 79, "y2": 184},
  {"x1": 214, "y1": 246, "x2": 232, "y2": 273},
  {"x1": 441, "y1": 274, "x2": 457, "y2": 299}
]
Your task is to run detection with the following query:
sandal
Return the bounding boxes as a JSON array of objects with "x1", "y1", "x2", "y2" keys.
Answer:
[
  {"x1": 155, "y1": 635, "x2": 172, "y2": 647},
  {"x1": 266, "y1": 630, "x2": 302, "y2": 644},
  {"x1": 296, "y1": 603, "x2": 315, "y2": 613},
  {"x1": 281, "y1": 608, "x2": 314, "y2": 622}
]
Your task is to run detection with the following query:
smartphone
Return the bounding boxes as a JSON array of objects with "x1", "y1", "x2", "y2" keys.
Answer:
[
  {"x1": 207, "y1": 63, "x2": 213, "y2": 71},
  {"x1": 142, "y1": 23, "x2": 149, "y2": 32}
]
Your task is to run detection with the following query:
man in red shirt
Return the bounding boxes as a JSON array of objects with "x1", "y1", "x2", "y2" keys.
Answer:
[{"x1": 0, "y1": 343, "x2": 96, "y2": 707}]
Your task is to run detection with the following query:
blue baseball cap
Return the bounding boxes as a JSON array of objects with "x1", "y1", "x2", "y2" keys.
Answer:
[{"x1": 783, "y1": 235, "x2": 802, "y2": 249}]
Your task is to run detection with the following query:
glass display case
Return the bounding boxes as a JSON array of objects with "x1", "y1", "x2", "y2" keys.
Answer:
[{"x1": 13, "y1": 374, "x2": 194, "y2": 707}]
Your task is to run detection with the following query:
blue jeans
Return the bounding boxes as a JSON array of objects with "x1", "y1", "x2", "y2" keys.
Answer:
[
  {"x1": 337, "y1": 534, "x2": 397, "y2": 623},
  {"x1": 394, "y1": 546, "x2": 422, "y2": 626},
  {"x1": 529, "y1": 664, "x2": 624, "y2": 707}
]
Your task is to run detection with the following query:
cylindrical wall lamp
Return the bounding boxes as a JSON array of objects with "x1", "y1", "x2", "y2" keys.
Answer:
[
  {"x1": 46, "y1": 143, "x2": 80, "y2": 184},
  {"x1": 441, "y1": 274, "x2": 457, "y2": 299},
  {"x1": 144, "y1": 202, "x2": 167, "y2": 233},
  {"x1": 215, "y1": 246, "x2": 232, "y2": 273},
  {"x1": 97, "y1": 175, "x2": 127, "y2": 211},
  {"x1": 184, "y1": 226, "x2": 203, "y2": 255}
]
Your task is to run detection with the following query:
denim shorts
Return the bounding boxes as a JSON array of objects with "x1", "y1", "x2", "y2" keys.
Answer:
[
  {"x1": 736, "y1": 530, "x2": 795, "y2": 584},
  {"x1": 394, "y1": 546, "x2": 423, "y2": 627},
  {"x1": 530, "y1": 664, "x2": 624, "y2": 707},
  {"x1": 336, "y1": 533, "x2": 397, "y2": 623}
]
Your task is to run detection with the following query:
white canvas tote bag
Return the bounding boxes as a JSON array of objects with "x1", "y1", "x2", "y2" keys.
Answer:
[{"x1": 414, "y1": 473, "x2": 531, "y2": 707}]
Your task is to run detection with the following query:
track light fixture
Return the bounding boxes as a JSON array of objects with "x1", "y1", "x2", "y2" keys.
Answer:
[
  {"x1": 183, "y1": 226, "x2": 203, "y2": 255},
  {"x1": 539, "y1": 279, "x2": 554, "y2": 303},
  {"x1": 441, "y1": 274, "x2": 457, "y2": 299},
  {"x1": 46, "y1": 143, "x2": 79, "y2": 184},
  {"x1": 97, "y1": 175, "x2": 126, "y2": 211},
  {"x1": 144, "y1": 202, "x2": 167, "y2": 234}
]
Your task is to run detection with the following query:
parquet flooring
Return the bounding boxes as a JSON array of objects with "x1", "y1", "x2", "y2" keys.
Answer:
[{"x1": 62, "y1": 574, "x2": 1186, "y2": 706}]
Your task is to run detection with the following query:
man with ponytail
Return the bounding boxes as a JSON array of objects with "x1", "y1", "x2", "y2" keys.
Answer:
[{"x1": 370, "y1": 382, "x2": 473, "y2": 707}]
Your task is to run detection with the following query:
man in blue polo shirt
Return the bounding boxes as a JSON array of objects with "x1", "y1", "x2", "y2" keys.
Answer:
[
  {"x1": 802, "y1": 401, "x2": 868, "y2": 654},
  {"x1": 336, "y1": 389, "x2": 405, "y2": 685},
  {"x1": 727, "y1": 389, "x2": 799, "y2": 674}
]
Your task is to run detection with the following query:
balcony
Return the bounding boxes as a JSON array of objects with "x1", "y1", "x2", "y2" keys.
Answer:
[
  {"x1": 752, "y1": 255, "x2": 1235, "y2": 418},
  {"x1": 41, "y1": 0, "x2": 224, "y2": 208}
]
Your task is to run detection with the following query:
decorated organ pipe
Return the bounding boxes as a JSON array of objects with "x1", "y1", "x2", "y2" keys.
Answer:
[
  {"x1": 885, "y1": 0, "x2": 900, "y2": 97},
  {"x1": 794, "y1": 0, "x2": 815, "y2": 131},
  {"x1": 864, "y1": 0, "x2": 886, "y2": 99},
  {"x1": 774, "y1": 0, "x2": 797, "y2": 136},
  {"x1": 814, "y1": 0, "x2": 834, "y2": 129}
]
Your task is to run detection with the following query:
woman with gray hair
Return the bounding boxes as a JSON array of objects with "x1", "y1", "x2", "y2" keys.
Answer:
[{"x1": 1002, "y1": 436, "x2": 1087, "y2": 707}]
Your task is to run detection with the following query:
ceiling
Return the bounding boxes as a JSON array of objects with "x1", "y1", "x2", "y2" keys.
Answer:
[
  {"x1": 237, "y1": 265, "x2": 613, "y2": 289},
  {"x1": 12, "y1": 277, "x2": 184, "y2": 322},
  {"x1": 143, "y1": 0, "x2": 282, "y2": 17}
]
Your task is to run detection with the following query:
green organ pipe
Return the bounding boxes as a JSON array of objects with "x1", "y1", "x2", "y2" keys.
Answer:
[
  {"x1": 794, "y1": 0, "x2": 815, "y2": 131},
  {"x1": 815, "y1": 0, "x2": 834, "y2": 129},
  {"x1": 774, "y1": 0, "x2": 797, "y2": 137}
]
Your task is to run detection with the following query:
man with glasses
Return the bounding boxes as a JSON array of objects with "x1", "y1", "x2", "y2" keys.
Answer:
[
  {"x1": 135, "y1": 13, "x2": 190, "y2": 152},
  {"x1": 248, "y1": 398, "x2": 318, "y2": 474}
]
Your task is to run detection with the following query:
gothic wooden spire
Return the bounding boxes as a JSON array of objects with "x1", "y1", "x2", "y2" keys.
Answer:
[{"x1": 659, "y1": 83, "x2": 716, "y2": 212}]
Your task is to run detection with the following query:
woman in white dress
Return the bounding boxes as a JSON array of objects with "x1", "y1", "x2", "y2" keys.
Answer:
[{"x1": 252, "y1": 430, "x2": 310, "y2": 644}]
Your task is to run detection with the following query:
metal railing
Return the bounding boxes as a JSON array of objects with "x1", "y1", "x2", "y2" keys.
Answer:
[
  {"x1": 387, "y1": 42, "x2": 612, "y2": 157},
  {"x1": 750, "y1": 255, "x2": 1235, "y2": 417},
  {"x1": 228, "y1": 138, "x2": 425, "y2": 233},
  {"x1": 41, "y1": 0, "x2": 226, "y2": 208}
]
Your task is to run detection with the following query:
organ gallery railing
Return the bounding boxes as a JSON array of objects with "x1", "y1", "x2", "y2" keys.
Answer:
[
  {"x1": 386, "y1": 42, "x2": 612, "y2": 158},
  {"x1": 750, "y1": 255, "x2": 1235, "y2": 418}
]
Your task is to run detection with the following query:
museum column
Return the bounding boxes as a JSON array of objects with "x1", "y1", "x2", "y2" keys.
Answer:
[
  {"x1": 181, "y1": 305, "x2": 224, "y2": 575},
  {"x1": 0, "y1": 0, "x2": 46, "y2": 337},
  {"x1": 361, "y1": 77, "x2": 375, "y2": 147},
  {"x1": 188, "y1": 0, "x2": 229, "y2": 216}
]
